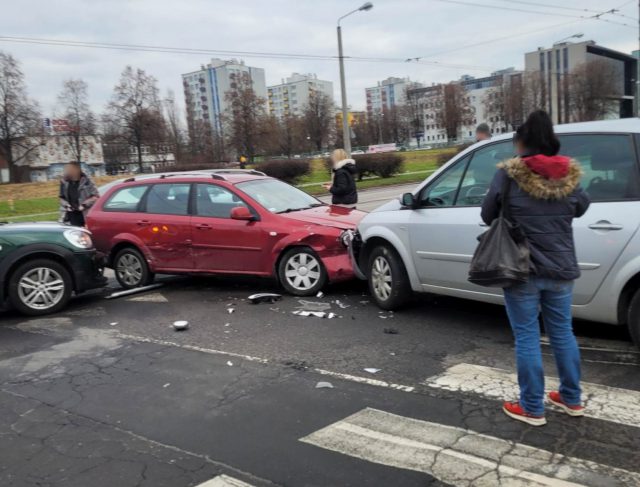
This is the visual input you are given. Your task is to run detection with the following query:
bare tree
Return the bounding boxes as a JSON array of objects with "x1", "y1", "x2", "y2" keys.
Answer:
[
  {"x1": 57, "y1": 78, "x2": 96, "y2": 165},
  {"x1": 224, "y1": 71, "x2": 268, "y2": 161},
  {"x1": 569, "y1": 59, "x2": 621, "y2": 122},
  {"x1": 522, "y1": 71, "x2": 547, "y2": 117},
  {"x1": 163, "y1": 90, "x2": 186, "y2": 164},
  {"x1": 303, "y1": 92, "x2": 334, "y2": 152},
  {"x1": 483, "y1": 74, "x2": 524, "y2": 132},
  {"x1": 105, "y1": 66, "x2": 164, "y2": 172},
  {"x1": 403, "y1": 88, "x2": 424, "y2": 147},
  {"x1": 265, "y1": 113, "x2": 305, "y2": 158},
  {"x1": 436, "y1": 83, "x2": 471, "y2": 141},
  {"x1": 0, "y1": 52, "x2": 42, "y2": 183}
]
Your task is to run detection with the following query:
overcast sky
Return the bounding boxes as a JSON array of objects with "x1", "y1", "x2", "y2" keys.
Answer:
[{"x1": 2, "y1": 0, "x2": 637, "y2": 119}]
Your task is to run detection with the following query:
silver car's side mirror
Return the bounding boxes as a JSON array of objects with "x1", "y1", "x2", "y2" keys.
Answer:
[{"x1": 401, "y1": 193, "x2": 416, "y2": 208}]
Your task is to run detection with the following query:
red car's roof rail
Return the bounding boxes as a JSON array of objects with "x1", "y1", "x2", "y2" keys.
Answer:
[{"x1": 209, "y1": 169, "x2": 267, "y2": 177}]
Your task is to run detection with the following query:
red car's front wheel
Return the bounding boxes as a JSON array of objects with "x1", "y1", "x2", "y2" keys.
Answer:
[{"x1": 278, "y1": 247, "x2": 327, "y2": 296}]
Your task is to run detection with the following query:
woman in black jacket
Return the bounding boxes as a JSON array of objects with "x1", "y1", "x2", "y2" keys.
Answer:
[
  {"x1": 324, "y1": 149, "x2": 358, "y2": 207},
  {"x1": 481, "y1": 111, "x2": 590, "y2": 427}
]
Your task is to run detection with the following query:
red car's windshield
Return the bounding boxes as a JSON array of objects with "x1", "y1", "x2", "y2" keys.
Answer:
[{"x1": 237, "y1": 179, "x2": 324, "y2": 214}]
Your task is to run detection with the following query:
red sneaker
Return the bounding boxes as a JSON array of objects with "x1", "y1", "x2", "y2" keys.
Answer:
[
  {"x1": 548, "y1": 391, "x2": 585, "y2": 417},
  {"x1": 502, "y1": 401, "x2": 547, "y2": 426}
]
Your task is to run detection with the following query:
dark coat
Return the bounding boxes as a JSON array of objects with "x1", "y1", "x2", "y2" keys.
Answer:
[
  {"x1": 481, "y1": 157, "x2": 590, "y2": 281},
  {"x1": 59, "y1": 173, "x2": 99, "y2": 222},
  {"x1": 330, "y1": 159, "x2": 358, "y2": 205}
]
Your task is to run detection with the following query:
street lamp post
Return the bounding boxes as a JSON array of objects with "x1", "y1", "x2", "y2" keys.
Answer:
[{"x1": 337, "y1": 2, "x2": 373, "y2": 156}]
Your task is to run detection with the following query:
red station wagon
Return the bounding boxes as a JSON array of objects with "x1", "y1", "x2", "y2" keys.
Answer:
[{"x1": 88, "y1": 170, "x2": 365, "y2": 296}]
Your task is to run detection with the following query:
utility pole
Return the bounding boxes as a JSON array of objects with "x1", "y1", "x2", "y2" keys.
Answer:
[{"x1": 337, "y1": 24, "x2": 351, "y2": 155}]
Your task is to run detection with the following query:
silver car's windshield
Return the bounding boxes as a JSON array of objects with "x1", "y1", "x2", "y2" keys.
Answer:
[{"x1": 237, "y1": 179, "x2": 322, "y2": 214}]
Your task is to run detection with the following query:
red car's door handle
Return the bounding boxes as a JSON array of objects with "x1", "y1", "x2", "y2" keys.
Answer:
[
  {"x1": 195, "y1": 224, "x2": 212, "y2": 230},
  {"x1": 137, "y1": 219, "x2": 151, "y2": 227}
]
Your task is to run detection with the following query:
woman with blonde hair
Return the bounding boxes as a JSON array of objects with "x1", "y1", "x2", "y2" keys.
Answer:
[{"x1": 323, "y1": 149, "x2": 358, "y2": 207}]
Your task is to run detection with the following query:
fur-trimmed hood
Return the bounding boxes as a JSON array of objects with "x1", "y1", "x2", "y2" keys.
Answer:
[
  {"x1": 333, "y1": 158, "x2": 357, "y2": 173},
  {"x1": 498, "y1": 156, "x2": 582, "y2": 200}
]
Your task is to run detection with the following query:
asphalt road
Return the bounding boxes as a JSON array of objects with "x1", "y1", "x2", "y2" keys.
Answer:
[
  {"x1": 1, "y1": 186, "x2": 639, "y2": 487},
  {"x1": 319, "y1": 183, "x2": 418, "y2": 212}
]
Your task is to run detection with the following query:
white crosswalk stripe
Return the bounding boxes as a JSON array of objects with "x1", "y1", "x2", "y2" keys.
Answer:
[
  {"x1": 194, "y1": 474, "x2": 254, "y2": 487},
  {"x1": 423, "y1": 363, "x2": 640, "y2": 428},
  {"x1": 301, "y1": 407, "x2": 640, "y2": 486}
]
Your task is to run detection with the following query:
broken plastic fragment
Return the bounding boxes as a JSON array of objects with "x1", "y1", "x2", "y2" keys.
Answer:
[
  {"x1": 293, "y1": 310, "x2": 326, "y2": 318},
  {"x1": 316, "y1": 291, "x2": 324, "y2": 298},
  {"x1": 163, "y1": 383, "x2": 171, "y2": 388},
  {"x1": 109, "y1": 322, "x2": 118, "y2": 326},
  {"x1": 316, "y1": 381, "x2": 334, "y2": 389},
  {"x1": 226, "y1": 361, "x2": 233, "y2": 366},
  {"x1": 335, "y1": 300, "x2": 350, "y2": 309},
  {"x1": 248, "y1": 293, "x2": 282, "y2": 304},
  {"x1": 227, "y1": 308, "x2": 235, "y2": 314},
  {"x1": 296, "y1": 300, "x2": 331, "y2": 312},
  {"x1": 364, "y1": 368, "x2": 381, "y2": 374},
  {"x1": 172, "y1": 320, "x2": 189, "y2": 331}
]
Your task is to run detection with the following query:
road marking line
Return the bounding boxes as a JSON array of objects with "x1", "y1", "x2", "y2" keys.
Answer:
[
  {"x1": 540, "y1": 336, "x2": 640, "y2": 355},
  {"x1": 313, "y1": 368, "x2": 415, "y2": 392},
  {"x1": 115, "y1": 333, "x2": 269, "y2": 363},
  {"x1": 195, "y1": 475, "x2": 254, "y2": 487},
  {"x1": 301, "y1": 407, "x2": 640, "y2": 487},
  {"x1": 114, "y1": 334, "x2": 416, "y2": 392},
  {"x1": 424, "y1": 363, "x2": 640, "y2": 428}
]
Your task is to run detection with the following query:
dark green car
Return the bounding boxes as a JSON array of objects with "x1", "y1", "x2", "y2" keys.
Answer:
[{"x1": 0, "y1": 223, "x2": 107, "y2": 316}]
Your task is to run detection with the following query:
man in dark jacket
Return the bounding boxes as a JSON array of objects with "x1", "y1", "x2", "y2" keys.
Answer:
[
  {"x1": 481, "y1": 110, "x2": 590, "y2": 427},
  {"x1": 324, "y1": 149, "x2": 358, "y2": 207}
]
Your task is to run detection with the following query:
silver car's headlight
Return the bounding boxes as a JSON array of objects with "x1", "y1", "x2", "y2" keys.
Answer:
[{"x1": 64, "y1": 229, "x2": 93, "y2": 249}]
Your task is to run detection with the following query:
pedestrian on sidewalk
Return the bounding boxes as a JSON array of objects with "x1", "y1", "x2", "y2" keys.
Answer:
[
  {"x1": 323, "y1": 149, "x2": 358, "y2": 208},
  {"x1": 59, "y1": 162, "x2": 99, "y2": 227},
  {"x1": 481, "y1": 110, "x2": 590, "y2": 426}
]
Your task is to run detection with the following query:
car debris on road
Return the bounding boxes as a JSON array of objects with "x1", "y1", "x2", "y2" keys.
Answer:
[
  {"x1": 172, "y1": 320, "x2": 189, "y2": 331},
  {"x1": 248, "y1": 293, "x2": 283, "y2": 304},
  {"x1": 105, "y1": 283, "x2": 164, "y2": 300}
]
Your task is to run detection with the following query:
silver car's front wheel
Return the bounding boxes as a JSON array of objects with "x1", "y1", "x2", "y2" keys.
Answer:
[
  {"x1": 367, "y1": 245, "x2": 411, "y2": 311},
  {"x1": 371, "y1": 256, "x2": 392, "y2": 301},
  {"x1": 278, "y1": 248, "x2": 327, "y2": 296}
]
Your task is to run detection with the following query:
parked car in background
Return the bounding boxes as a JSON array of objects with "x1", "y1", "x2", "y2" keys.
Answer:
[
  {"x1": 0, "y1": 223, "x2": 106, "y2": 315},
  {"x1": 351, "y1": 119, "x2": 640, "y2": 345},
  {"x1": 367, "y1": 143, "x2": 397, "y2": 154},
  {"x1": 89, "y1": 170, "x2": 366, "y2": 296}
]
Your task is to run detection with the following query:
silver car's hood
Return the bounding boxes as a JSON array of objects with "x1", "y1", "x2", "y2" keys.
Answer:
[{"x1": 371, "y1": 198, "x2": 403, "y2": 213}]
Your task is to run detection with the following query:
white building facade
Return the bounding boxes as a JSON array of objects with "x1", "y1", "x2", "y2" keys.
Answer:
[
  {"x1": 14, "y1": 135, "x2": 105, "y2": 182},
  {"x1": 268, "y1": 73, "x2": 334, "y2": 119},
  {"x1": 365, "y1": 77, "x2": 421, "y2": 115},
  {"x1": 182, "y1": 59, "x2": 267, "y2": 136},
  {"x1": 524, "y1": 41, "x2": 636, "y2": 124},
  {"x1": 412, "y1": 69, "x2": 522, "y2": 145}
]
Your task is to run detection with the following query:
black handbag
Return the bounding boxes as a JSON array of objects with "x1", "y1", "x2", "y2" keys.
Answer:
[{"x1": 468, "y1": 177, "x2": 530, "y2": 288}]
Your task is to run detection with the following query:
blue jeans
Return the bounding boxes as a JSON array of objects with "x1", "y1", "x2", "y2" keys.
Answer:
[{"x1": 503, "y1": 276, "x2": 581, "y2": 416}]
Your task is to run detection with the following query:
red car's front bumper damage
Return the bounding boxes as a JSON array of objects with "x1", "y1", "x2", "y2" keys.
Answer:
[{"x1": 320, "y1": 250, "x2": 356, "y2": 283}]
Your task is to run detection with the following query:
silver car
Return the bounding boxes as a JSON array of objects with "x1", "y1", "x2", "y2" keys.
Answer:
[{"x1": 353, "y1": 119, "x2": 640, "y2": 345}]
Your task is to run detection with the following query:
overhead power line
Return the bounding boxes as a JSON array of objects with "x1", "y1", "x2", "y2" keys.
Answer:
[
  {"x1": 430, "y1": 0, "x2": 636, "y2": 28},
  {"x1": 0, "y1": 35, "x2": 496, "y2": 72},
  {"x1": 489, "y1": 0, "x2": 603, "y2": 14},
  {"x1": 407, "y1": 19, "x2": 581, "y2": 62}
]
